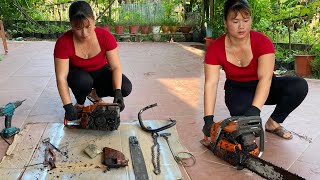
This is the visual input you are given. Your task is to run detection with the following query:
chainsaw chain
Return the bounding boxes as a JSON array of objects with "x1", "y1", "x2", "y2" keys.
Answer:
[{"x1": 151, "y1": 133, "x2": 161, "y2": 175}]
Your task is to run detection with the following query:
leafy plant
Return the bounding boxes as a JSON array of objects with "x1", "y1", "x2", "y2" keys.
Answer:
[
  {"x1": 97, "y1": 16, "x2": 115, "y2": 26},
  {"x1": 311, "y1": 57, "x2": 320, "y2": 78}
]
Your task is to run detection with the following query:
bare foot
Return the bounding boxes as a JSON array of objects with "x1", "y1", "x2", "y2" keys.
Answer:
[{"x1": 265, "y1": 118, "x2": 292, "y2": 139}]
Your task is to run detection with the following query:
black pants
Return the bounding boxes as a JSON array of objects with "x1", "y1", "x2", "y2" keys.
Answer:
[
  {"x1": 67, "y1": 65, "x2": 132, "y2": 105},
  {"x1": 224, "y1": 76, "x2": 308, "y2": 123}
]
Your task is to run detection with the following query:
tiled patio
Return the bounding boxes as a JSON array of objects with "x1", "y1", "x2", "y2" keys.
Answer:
[{"x1": 0, "y1": 40, "x2": 319, "y2": 180}]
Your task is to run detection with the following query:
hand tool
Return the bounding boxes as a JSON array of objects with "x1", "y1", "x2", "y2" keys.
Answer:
[
  {"x1": 42, "y1": 138, "x2": 67, "y2": 156},
  {"x1": 159, "y1": 133, "x2": 196, "y2": 167},
  {"x1": 0, "y1": 99, "x2": 26, "y2": 138},
  {"x1": 44, "y1": 145, "x2": 56, "y2": 170}
]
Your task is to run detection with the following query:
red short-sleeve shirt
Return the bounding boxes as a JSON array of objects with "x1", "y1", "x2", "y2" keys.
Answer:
[
  {"x1": 204, "y1": 30, "x2": 274, "y2": 82},
  {"x1": 54, "y1": 27, "x2": 117, "y2": 71}
]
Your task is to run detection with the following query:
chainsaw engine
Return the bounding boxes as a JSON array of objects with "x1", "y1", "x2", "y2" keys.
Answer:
[
  {"x1": 64, "y1": 103, "x2": 120, "y2": 131},
  {"x1": 209, "y1": 116, "x2": 264, "y2": 169}
]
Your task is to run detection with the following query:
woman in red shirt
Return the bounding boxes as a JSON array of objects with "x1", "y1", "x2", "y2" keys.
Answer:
[
  {"x1": 54, "y1": 1, "x2": 132, "y2": 121},
  {"x1": 203, "y1": 0, "x2": 308, "y2": 140}
]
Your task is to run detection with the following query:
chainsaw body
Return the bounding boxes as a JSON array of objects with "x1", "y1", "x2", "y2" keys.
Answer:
[
  {"x1": 64, "y1": 102, "x2": 120, "y2": 131},
  {"x1": 209, "y1": 116, "x2": 264, "y2": 168}
]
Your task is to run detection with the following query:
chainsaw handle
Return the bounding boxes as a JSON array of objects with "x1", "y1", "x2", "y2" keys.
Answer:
[{"x1": 138, "y1": 103, "x2": 176, "y2": 133}]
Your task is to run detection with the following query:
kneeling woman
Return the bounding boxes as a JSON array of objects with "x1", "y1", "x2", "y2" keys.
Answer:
[
  {"x1": 203, "y1": 0, "x2": 308, "y2": 140},
  {"x1": 54, "y1": 1, "x2": 132, "y2": 121}
]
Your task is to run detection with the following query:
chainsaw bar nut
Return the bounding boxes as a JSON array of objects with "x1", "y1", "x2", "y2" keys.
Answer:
[{"x1": 84, "y1": 144, "x2": 102, "y2": 159}]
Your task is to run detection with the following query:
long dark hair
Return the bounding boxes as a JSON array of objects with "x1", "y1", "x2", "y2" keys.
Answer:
[
  {"x1": 69, "y1": 1, "x2": 94, "y2": 28},
  {"x1": 224, "y1": 0, "x2": 251, "y2": 20}
]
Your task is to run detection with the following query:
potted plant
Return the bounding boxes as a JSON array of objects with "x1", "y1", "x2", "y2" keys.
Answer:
[
  {"x1": 140, "y1": 19, "x2": 150, "y2": 34},
  {"x1": 97, "y1": 15, "x2": 115, "y2": 32},
  {"x1": 126, "y1": 12, "x2": 141, "y2": 34},
  {"x1": 293, "y1": 18, "x2": 316, "y2": 77},
  {"x1": 179, "y1": 19, "x2": 193, "y2": 34},
  {"x1": 168, "y1": 17, "x2": 178, "y2": 34},
  {"x1": 294, "y1": 49, "x2": 315, "y2": 77},
  {"x1": 161, "y1": 18, "x2": 171, "y2": 34},
  {"x1": 310, "y1": 43, "x2": 320, "y2": 78},
  {"x1": 151, "y1": 16, "x2": 161, "y2": 34}
]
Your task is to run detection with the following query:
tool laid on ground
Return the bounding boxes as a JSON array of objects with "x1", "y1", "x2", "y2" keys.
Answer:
[
  {"x1": 42, "y1": 138, "x2": 67, "y2": 157},
  {"x1": 84, "y1": 144, "x2": 102, "y2": 159},
  {"x1": 138, "y1": 103, "x2": 177, "y2": 175},
  {"x1": 103, "y1": 147, "x2": 128, "y2": 169},
  {"x1": 200, "y1": 116, "x2": 305, "y2": 180},
  {"x1": 64, "y1": 102, "x2": 120, "y2": 131},
  {"x1": 0, "y1": 99, "x2": 26, "y2": 138},
  {"x1": 159, "y1": 133, "x2": 196, "y2": 167},
  {"x1": 138, "y1": 103, "x2": 176, "y2": 133},
  {"x1": 129, "y1": 136, "x2": 149, "y2": 180},
  {"x1": 43, "y1": 138, "x2": 57, "y2": 170}
]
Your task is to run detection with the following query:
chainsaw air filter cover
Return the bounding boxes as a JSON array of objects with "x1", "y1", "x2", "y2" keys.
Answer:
[{"x1": 80, "y1": 103, "x2": 120, "y2": 131}]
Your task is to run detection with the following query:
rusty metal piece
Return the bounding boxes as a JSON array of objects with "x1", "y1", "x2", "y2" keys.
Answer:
[
  {"x1": 44, "y1": 146, "x2": 56, "y2": 170},
  {"x1": 103, "y1": 147, "x2": 128, "y2": 169}
]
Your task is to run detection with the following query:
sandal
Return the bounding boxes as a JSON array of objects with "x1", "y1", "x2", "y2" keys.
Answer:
[{"x1": 266, "y1": 126, "x2": 293, "y2": 140}]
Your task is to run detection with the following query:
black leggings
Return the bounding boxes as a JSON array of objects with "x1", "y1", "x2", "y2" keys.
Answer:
[
  {"x1": 67, "y1": 65, "x2": 132, "y2": 105},
  {"x1": 224, "y1": 76, "x2": 308, "y2": 123}
]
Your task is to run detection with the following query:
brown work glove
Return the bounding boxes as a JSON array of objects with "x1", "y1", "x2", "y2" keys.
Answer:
[{"x1": 202, "y1": 115, "x2": 215, "y2": 137}]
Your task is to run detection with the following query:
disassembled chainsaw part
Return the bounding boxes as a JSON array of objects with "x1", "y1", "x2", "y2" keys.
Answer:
[
  {"x1": 129, "y1": 136, "x2": 149, "y2": 180},
  {"x1": 138, "y1": 104, "x2": 178, "y2": 176},
  {"x1": 151, "y1": 133, "x2": 161, "y2": 175},
  {"x1": 84, "y1": 144, "x2": 102, "y2": 159},
  {"x1": 103, "y1": 147, "x2": 128, "y2": 169},
  {"x1": 64, "y1": 102, "x2": 120, "y2": 131},
  {"x1": 138, "y1": 103, "x2": 176, "y2": 133}
]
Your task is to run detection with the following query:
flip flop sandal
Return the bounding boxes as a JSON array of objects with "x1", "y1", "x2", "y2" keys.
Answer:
[
  {"x1": 266, "y1": 126, "x2": 293, "y2": 140},
  {"x1": 87, "y1": 95, "x2": 103, "y2": 104}
]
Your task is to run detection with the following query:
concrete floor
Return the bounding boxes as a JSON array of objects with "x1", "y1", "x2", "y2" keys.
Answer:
[{"x1": 0, "y1": 40, "x2": 320, "y2": 180}]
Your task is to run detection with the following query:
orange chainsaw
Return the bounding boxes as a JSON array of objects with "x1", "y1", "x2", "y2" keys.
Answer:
[
  {"x1": 200, "y1": 116, "x2": 305, "y2": 180},
  {"x1": 64, "y1": 102, "x2": 120, "y2": 131}
]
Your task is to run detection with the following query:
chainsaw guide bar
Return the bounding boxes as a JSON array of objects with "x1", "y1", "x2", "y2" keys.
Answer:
[{"x1": 200, "y1": 139, "x2": 305, "y2": 180}]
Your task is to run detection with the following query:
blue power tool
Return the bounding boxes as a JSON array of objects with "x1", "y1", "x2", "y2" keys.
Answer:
[{"x1": 0, "y1": 99, "x2": 26, "y2": 138}]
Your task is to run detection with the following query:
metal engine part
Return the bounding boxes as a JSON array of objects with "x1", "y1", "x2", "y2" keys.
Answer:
[
  {"x1": 65, "y1": 103, "x2": 120, "y2": 131},
  {"x1": 103, "y1": 147, "x2": 129, "y2": 169}
]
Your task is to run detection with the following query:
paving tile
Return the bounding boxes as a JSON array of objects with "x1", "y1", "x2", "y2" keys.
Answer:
[
  {"x1": 11, "y1": 64, "x2": 54, "y2": 77},
  {"x1": 260, "y1": 133, "x2": 310, "y2": 169},
  {"x1": 0, "y1": 76, "x2": 51, "y2": 94},
  {"x1": 289, "y1": 161, "x2": 320, "y2": 180},
  {"x1": 297, "y1": 136, "x2": 320, "y2": 166}
]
